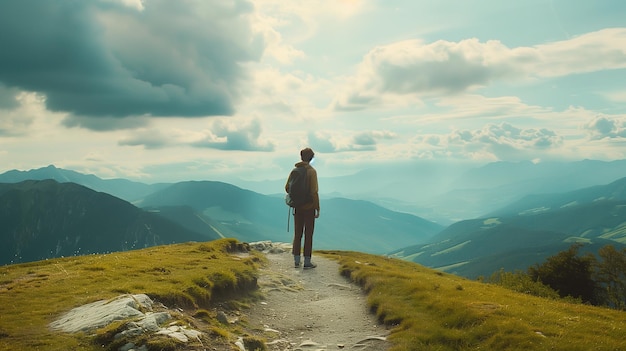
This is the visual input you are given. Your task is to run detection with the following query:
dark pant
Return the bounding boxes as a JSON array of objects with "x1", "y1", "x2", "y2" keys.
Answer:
[{"x1": 293, "y1": 208, "x2": 315, "y2": 257}]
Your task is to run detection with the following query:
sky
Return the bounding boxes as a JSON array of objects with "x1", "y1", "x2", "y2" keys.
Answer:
[{"x1": 1, "y1": 0, "x2": 626, "y2": 185}]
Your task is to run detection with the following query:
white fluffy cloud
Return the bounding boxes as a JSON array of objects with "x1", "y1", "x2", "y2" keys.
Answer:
[{"x1": 334, "y1": 28, "x2": 626, "y2": 110}]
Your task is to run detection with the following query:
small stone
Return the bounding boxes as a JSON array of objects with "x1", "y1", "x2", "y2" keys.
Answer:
[
  {"x1": 216, "y1": 311, "x2": 229, "y2": 324},
  {"x1": 299, "y1": 339, "x2": 320, "y2": 347},
  {"x1": 234, "y1": 337, "x2": 246, "y2": 351},
  {"x1": 168, "y1": 331, "x2": 189, "y2": 343}
]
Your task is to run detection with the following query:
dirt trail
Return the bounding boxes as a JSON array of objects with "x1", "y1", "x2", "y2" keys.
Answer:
[{"x1": 245, "y1": 243, "x2": 390, "y2": 350}]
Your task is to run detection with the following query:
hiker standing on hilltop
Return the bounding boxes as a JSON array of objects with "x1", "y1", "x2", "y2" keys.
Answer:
[{"x1": 285, "y1": 147, "x2": 320, "y2": 269}]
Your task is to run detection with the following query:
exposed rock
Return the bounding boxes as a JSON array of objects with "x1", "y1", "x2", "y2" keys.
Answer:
[
  {"x1": 155, "y1": 325, "x2": 202, "y2": 342},
  {"x1": 216, "y1": 311, "x2": 229, "y2": 324},
  {"x1": 249, "y1": 241, "x2": 291, "y2": 254},
  {"x1": 50, "y1": 294, "x2": 153, "y2": 333},
  {"x1": 50, "y1": 294, "x2": 203, "y2": 348}
]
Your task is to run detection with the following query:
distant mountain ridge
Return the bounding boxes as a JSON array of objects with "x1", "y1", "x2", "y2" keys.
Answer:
[
  {"x1": 0, "y1": 165, "x2": 168, "y2": 202},
  {"x1": 138, "y1": 181, "x2": 443, "y2": 254},
  {"x1": 4, "y1": 162, "x2": 626, "y2": 274},
  {"x1": 4, "y1": 160, "x2": 626, "y2": 223},
  {"x1": 489, "y1": 176, "x2": 626, "y2": 217},
  {"x1": 418, "y1": 159, "x2": 626, "y2": 222},
  {"x1": 0, "y1": 180, "x2": 217, "y2": 265},
  {"x1": 235, "y1": 159, "x2": 626, "y2": 224},
  {"x1": 0, "y1": 167, "x2": 443, "y2": 258},
  {"x1": 392, "y1": 176, "x2": 626, "y2": 278}
]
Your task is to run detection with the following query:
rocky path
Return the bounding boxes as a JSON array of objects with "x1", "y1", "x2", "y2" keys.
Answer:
[{"x1": 245, "y1": 243, "x2": 390, "y2": 350}]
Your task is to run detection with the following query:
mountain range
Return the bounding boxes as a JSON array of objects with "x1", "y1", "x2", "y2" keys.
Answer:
[
  {"x1": 391, "y1": 176, "x2": 626, "y2": 278},
  {"x1": 236, "y1": 159, "x2": 626, "y2": 224},
  {"x1": 134, "y1": 180, "x2": 442, "y2": 253},
  {"x1": 3, "y1": 161, "x2": 626, "y2": 280},
  {"x1": 0, "y1": 167, "x2": 442, "y2": 264},
  {"x1": 0, "y1": 180, "x2": 217, "y2": 265}
]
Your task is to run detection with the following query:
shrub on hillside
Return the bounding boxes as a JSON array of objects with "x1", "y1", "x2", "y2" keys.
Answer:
[
  {"x1": 528, "y1": 243, "x2": 598, "y2": 304},
  {"x1": 491, "y1": 243, "x2": 626, "y2": 309},
  {"x1": 488, "y1": 269, "x2": 560, "y2": 299}
]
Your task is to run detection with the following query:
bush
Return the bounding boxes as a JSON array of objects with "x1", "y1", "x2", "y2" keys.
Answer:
[
  {"x1": 488, "y1": 269, "x2": 560, "y2": 299},
  {"x1": 528, "y1": 243, "x2": 598, "y2": 303}
]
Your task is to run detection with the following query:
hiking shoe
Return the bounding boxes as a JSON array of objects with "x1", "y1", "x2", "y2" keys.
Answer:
[
  {"x1": 294, "y1": 262, "x2": 301, "y2": 268},
  {"x1": 303, "y1": 263, "x2": 317, "y2": 269}
]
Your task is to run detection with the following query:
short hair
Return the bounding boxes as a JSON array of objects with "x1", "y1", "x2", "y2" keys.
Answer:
[{"x1": 300, "y1": 147, "x2": 315, "y2": 162}]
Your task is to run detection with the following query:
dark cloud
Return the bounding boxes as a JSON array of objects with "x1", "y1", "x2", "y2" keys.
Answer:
[
  {"x1": 0, "y1": 0, "x2": 263, "y2": 124},
  {"x1": 63, "y1": 115, "x2": 150, "y2": 131},
  {"x1": 192, "y1": 119, "x2": 274, "y2": 151}
]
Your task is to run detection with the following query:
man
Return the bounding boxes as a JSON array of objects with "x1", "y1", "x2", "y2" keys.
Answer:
[{"x1": 286, "y1": 147, "x2": 320, "y2": 269}]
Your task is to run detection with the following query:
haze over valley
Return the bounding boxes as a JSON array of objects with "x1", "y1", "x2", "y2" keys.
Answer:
[{"x1": 3, "y1": 160, "x2": 626, "y2": 282}]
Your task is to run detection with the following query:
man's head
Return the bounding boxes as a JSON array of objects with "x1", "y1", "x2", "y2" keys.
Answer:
[{"x1": 300, "y1": 147, "x2": 315, "y2": 162}]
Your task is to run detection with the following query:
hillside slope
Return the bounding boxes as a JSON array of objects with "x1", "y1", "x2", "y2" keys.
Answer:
[
  {"x1": 414, "y1": 159, "x2": 626, "y2": 222},
  {"x1": 392, "y1": 178, "x2": 626, "y2": 278},
  {"x1": 490, "y1": 176, "x2": 626, "y2": 217},
  {"x1": 1, "y1": 240, "x2": 624, "y2": 351},
  {"x1": 0, "y1": 180, "x2": 217, "y2": 265}
]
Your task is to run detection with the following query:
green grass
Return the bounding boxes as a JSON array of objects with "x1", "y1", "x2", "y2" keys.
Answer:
[
  {"x1": 321, "y1": 250, "x2": 626, "y2": 351},
  {"x1": 2, "y1": 241, "x2": 626, "y2": 351},
  {"x1": 0, "y1": 238, "x2": 263, "y2": 351}
]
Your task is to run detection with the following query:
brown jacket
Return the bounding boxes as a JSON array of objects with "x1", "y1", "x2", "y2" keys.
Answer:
[{"x1": 285, "y1": 161, "x2": 319, "y2": 211}]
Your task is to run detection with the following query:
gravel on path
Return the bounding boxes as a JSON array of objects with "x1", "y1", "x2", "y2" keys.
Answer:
[{"x1": 245, "y1": 243, "x2": 390, "y2": 351}]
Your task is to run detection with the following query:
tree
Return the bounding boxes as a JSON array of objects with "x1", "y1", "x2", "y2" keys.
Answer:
[
  {"x1": 528, "y1": 243, "x2": 598, "y2": 304},
  {"x1": 595, "y1": 245, "x2": 626, "y2": 310}
]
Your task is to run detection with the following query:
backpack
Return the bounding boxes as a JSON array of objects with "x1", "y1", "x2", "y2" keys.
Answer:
[{"x1": 285, "y1": 166, "x2": 310, "y2": 208}]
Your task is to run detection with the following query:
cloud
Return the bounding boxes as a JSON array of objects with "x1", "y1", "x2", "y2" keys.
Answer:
[
  {"x1": 63, "y1": 115, "x2": 151, "y2": 131},
  {"x1": 0, "y1": 0, "x2": 264, "y2": 124},
  {"x1": 0, "y1": 92, "x2": 45, "y2": 136},
  {"x1": 307, "y1": 130, "x2": 396, "y2": 153},
  {"x1": 584, "y1": 116, "x2": 626, "y2": 140},
  {"x1": 307, "y1": 131, "x2": 337, "y2": 153},
  {"x1": 192, "y1": 119, "x2": 275, "y2": 151},
  {"x1": 0, "y1": 111, "x2": 33, "y2": 137},
  {"x1": 334, "y1": 28, "x2": 626, "y2": 110},
  {"x1": 353, "y1": 130, "x2": 396, "y2": 146},
  {"x1": 0, "y1": 83, "x2": 20, "y2": 110},
  {"x1": 534, "y1": 28, "x2": 626, "y2": 77},
  {"x1": 414, "y1": 123, "x2": 563, "y2": 161},
  {"x1": 118, "y1": 128, "x2": 172, "y2": 149}
]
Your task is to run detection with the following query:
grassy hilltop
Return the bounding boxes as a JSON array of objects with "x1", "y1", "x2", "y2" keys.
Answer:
[
  {"x1": 1, "y1": 239, "x2": 625, "y2": 351},
  {"x1": 0, "y1": 239, "x2": 261, "y2": 350}
]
